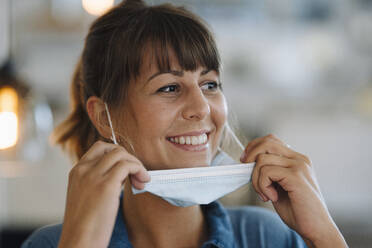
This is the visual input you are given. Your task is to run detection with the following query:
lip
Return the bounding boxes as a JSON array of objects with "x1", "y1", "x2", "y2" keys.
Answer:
[
  {"x1": 166, "y1": 138, "x2": 210, "y2": 152},
  {"x1": 166, "y1": 129, "x2": 211, "y2": 138},
  {"x1": 166, "y1": 129, "x2": 212, "y2": 152}
]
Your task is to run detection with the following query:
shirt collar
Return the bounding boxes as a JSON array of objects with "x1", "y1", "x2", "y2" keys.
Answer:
[
  {"x1": 108, "y1": 151, "x2": 236, "y2": 248},
  {"x1": 201, "y1": 201, "x2": 236, "y2": 248},
  {"x1": 108, "y1": 194, "x2": 133, "y2": 248},
  {"x1": 202, "y1": 152, "x2": 237, "y2": 247}
]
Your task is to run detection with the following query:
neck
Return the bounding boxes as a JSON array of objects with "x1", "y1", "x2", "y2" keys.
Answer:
[{"x1": 122, "y1": 181, "x2": 208, "y2": 248}]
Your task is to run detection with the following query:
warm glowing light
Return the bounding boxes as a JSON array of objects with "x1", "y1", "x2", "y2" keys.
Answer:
[
  {"x1": 82, "y1": 0, "x2": 114, "y2": 16},
  {"x1": 0, "y1": 87, "x2": 19, "y2": 150},
  {"x1": 0, "y1": 112, "x2": 18, "y2": 149}
]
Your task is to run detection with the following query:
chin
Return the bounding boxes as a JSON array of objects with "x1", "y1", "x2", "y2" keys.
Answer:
[{"x1": 167, "y1": 155, "x2": 212, "y2": 169}]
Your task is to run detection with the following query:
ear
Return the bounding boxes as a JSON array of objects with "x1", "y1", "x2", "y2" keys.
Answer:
[{"x1": 86, "y1": 96, "x2": 112, "y2": 140}]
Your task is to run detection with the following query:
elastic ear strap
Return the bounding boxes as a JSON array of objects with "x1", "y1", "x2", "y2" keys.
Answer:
[
  {"x1": 225, "y1": 123, "x2": 245, "y2": 152},
  {"x1": 104, "y1": 102, "x2": 118, "y2": 145}
]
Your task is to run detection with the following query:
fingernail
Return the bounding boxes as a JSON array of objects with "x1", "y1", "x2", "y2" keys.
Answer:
[
  {"x1": 240, "y1": 152, "x2": 246, "y2": 162},
  {"x1": 138, "y1": 172, "x2": 151, "y2": 182}
]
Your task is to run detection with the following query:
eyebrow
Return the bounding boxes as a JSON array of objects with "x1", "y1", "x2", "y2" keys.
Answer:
[{"x1": 146, "y1": 69, "x2": 212, "y2": 83}]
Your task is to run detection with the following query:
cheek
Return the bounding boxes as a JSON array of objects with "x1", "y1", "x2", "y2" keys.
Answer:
[
  {"x1": 211, "y1": 94, "x2": 228, "y2": 130},
  {"x1": 134, "y1": 103, "x2": 175, "y2": 139},
  {"x1": 211, "y1": 95, "x2": 227, "y2": 149}
]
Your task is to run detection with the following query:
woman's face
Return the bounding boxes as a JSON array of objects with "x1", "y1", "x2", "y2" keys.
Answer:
[{"x1": 117, "y1": 52, "x2": 227, "y2": 170}]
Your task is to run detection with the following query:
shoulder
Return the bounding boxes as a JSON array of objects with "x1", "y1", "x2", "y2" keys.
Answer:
[
  {"x1": 21, "y1": 223, "x2": 63, "y2": 248},
  {"x1": 226, "y1": 206, "x2": 308, "y2": 248}
]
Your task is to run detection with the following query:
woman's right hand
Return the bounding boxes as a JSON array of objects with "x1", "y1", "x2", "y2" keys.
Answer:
[{"x1": 58, "y1": 141, "x2": 150, "y2": 248}]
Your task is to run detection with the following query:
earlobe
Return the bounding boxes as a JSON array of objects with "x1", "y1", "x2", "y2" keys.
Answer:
[{"x1": 86, "y1": 96, "x2": 111, "y2": 139}]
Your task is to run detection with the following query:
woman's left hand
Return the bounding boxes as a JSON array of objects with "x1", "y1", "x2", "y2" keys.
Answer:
[{"x1": 240, "y1": 134, "x2": 347, "y2": 248}]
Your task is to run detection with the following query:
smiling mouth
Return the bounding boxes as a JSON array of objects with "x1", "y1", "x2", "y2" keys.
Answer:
[{"x1": 166, "y1": 132, "x2": 210, "y2": 151}]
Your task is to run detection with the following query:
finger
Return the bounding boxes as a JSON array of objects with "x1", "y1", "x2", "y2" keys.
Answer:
[
  {"x1": 92, "y1": 146, "x2": 140, "y2": 175},
  {"x1": 243, "y1": 138, "x2": 310, "y2": 165},
  {"x1": 105, "y1": 160, "x2": 150, "y2": 187},
  {"x1": 251, "y1": 153, "x2": 293, "y2": 201},
  {"x1": 243, "y1": 139, "x2": 287, "y2": 163},
  {"x1": 80, "y1": 141, "x2": 118, "y2": 162},
  {"x1": 256, "y1": 153, "x2": 296, "y2": 167},
  {"x1": 240, "y1": 134, "x2": 285, "y2": 162},
  {"x1": 68, "y1": 159, "x2": 99, "y2": 181},
  {"x1": 240, "y1": 136, "x2": 268, "y2": 162},
  {"x1": 267, "y1": 135, "x2": 311, "y2": 164},
  {"x1": 258, "y1": 165, "x2": 289, "y2": 202},
  {"x1": 130, "y1": 176, "x2": 146, "y2": 190}
]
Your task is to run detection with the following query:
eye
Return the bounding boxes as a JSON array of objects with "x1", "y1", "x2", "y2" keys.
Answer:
[
  {"x1": 201, "y1": 81, "x2": 221, "y2": 91},
  {"x1": 157, "y1": 84, "x2": 180, "y2": 93}
]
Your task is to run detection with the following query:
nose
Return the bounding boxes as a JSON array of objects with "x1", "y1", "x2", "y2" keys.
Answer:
[{"x1": 182, "y1": 86, "x2": 210, "y2": 121}]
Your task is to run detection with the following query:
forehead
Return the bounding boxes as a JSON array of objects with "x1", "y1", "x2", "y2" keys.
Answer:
[
  {"x1": 139, "y1": 45, "x2": 182, "y2": 77},
  {"x1": 138, "y1": 44, "x2": 216, "y2": 82}
]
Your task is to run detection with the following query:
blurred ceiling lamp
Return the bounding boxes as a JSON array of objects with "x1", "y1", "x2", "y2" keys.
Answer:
[
  {"x1": 0, "y1": 0, "x2": 20, "y2": 151},
  {"x1": 82, "y1": 0, "x2": 114, "y2": 16},
  {"x1": 0, "y1": 0, "x2": 53, "y2": 166},
  {"x1": 0, "y1": 86, "x2": 18, "y2": 149}
]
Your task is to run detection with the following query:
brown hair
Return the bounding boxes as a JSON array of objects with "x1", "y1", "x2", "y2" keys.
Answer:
[{"x1": 52, "y1": 0, "x2": 221, "y2": 161}]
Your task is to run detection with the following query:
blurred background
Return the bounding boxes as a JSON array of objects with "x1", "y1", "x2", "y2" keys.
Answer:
[{"x1": 0, "y1": 0, "x2": 371, "y2": 247}]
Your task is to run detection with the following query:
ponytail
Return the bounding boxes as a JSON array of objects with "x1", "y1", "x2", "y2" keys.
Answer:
[{"x1": 51, "y1": 59, "x2": 99, "y2": 161}]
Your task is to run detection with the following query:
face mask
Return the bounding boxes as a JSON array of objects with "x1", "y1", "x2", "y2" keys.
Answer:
[
  {"x1": 131, "y1": 163, "x2": 254, "y2": 207},
  {"x1": 104, "y1": 102, "x2": 255, "y2": 207}
]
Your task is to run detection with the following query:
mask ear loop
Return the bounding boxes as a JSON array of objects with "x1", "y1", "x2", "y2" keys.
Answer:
[
  {"x1": 225, "y1": 122, "x2": 245, "y2": 153},
  {"x1": 104, "y1": 102, "x2": 136, "y2": 155},
  {"x1": 104, "y1": 102, "x2": 118, "y2": 145},
  {"x1": 216, "y1": 123, "x2": 246, "y2": 155}
]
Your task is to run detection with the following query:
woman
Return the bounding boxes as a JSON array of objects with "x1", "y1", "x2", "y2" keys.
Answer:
[{"x1": 22, "y1": 0, "x2": 347, "y2": 247}]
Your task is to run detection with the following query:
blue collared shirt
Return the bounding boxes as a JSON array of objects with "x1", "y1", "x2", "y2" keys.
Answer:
[{"x1": 21, "y1": 152, "x2": 308, "y2": 248}]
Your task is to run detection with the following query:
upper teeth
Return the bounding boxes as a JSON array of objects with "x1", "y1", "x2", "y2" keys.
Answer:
[{"x1": 169, "y1": 133, "x2": 208, "y2": 145}]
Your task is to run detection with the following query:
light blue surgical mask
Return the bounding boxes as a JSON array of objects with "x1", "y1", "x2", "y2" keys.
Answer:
[
  {"x1": 132, "y1": 161, "x2": 254, "y2": 207},
  {"x1": 104, "y1": 102, "x2": 255, "y2": 207}
]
